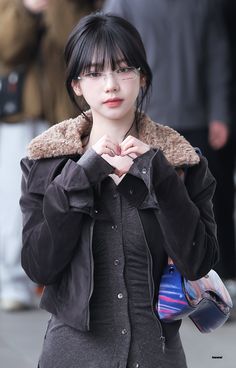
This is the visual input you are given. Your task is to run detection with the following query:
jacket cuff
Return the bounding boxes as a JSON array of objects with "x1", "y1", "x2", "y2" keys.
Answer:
[
  {"x1": 128, "y1": 149, "x2": 157, "y2": 190},
  {"x1": 117, "y1": 149, "x2": 159, "y2": 209},
  {"x1": 129, "y1": 149, "x2": 175, "y2": 189},
  {"x1": 120, "y1": 149, "x2": 178, "y2": 209}
]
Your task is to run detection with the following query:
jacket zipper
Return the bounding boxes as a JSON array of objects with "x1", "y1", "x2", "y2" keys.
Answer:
[
  {"x1": 147, "y1": 244, "x2": 166, "y2": 353},
  {"x1": 86, "y1": 219, "x2": 95, "y2": 330},
  {"x1": 138, "y1": 215, "x2": 166, "y2": 353}
]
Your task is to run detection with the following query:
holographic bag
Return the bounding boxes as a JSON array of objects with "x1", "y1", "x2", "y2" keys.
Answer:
[{"x1": 157, "y1": 262, "x2": 233, "y2": 333}]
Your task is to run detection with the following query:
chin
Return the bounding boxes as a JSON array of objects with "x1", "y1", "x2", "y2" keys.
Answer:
[{"x1": 105, "y1": 107, "x2": 134, "y2": 120}]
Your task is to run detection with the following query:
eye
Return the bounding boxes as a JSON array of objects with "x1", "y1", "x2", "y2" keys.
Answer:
[
  {"x1": 116, "y1": 67, "x2": 132, "y2": 74},
  {"x1": 84, "y1": 72, "x2": 102, "y2": 78}
]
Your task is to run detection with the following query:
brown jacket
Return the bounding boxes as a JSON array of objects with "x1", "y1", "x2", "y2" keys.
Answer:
[{"x1": 0, "y1": 0, "x2": 96, "y2": 124}]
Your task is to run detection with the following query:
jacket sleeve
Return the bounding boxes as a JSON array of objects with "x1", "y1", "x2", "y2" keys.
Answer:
[
  {"x1": 0, "y1": 0, "x2": 40, "y2": 65},
  {"x1": 20, "y1": 150, "x2": 113, "y2": 285},
  {"x1": 128, "y1": 149, "x2": 219, "y2": 280}
]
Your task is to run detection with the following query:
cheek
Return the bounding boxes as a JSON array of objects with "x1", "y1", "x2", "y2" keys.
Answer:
[
  {"x1": 80, "y1": 86, "x2": 98, "y2": 105},
  {"x1": 127, "y1": 82, "x2": 141, "y2": 101}
]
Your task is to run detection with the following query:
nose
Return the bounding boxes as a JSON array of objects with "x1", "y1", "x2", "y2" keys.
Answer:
[{"x1": 104, "y1": 73, "x2": 119, "y2": 92}]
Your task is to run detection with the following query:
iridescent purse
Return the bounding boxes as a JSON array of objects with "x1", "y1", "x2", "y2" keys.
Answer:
[{"x1": 157, "y1": 260, "x2": 233, "y2": 333}]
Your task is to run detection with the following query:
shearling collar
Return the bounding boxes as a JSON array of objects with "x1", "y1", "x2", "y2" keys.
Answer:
[{"x1": 28, "y1": 111, "x2": 200, "y2": 167}]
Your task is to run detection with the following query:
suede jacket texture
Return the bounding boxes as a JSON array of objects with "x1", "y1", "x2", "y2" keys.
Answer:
[{"x1": 20, "y1": 112, "x2": 219, "y2": 339}]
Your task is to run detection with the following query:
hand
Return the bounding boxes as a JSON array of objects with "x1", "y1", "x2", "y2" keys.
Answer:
[
  {"x1": 208, "y1": 121, "x2": 229, "y2": 150},
  {"x1": 103, "y1": 154, "x2": 134, "y2": 177},
  {"x1": 93, "y1": 135, "x2": 132, "y2": 177},
  {"x1": 120, "y1": 135, "x2": 150, "y2": 158},
  {"x1": 113, "y1": 136, "x2": 150, "y2": 176},
  {"x1": 23, "y1": 0, "x2": 49, "y2": 14},
  {"x1": 93, "y1": 135, "x2": 150, "y2": 177},
  {"x1": 92, "y1": 135, "x2": 121, "y2": 156}
]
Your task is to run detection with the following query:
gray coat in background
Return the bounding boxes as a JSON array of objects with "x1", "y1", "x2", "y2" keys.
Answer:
[{"x1": 103, "y1": 0, "x2": 229, "y2": 130}]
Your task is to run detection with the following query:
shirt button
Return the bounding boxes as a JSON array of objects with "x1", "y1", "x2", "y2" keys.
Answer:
[
  {"x1": 114, "y1": 259, "x2": 120, "y2": 266},
  {"x1": 117, "y1": 293, "x2": 123, "y2": 299},
  {"x1": 134, "y1": 364, "x2": 140, "y2": 368},
  {"x1": 113, "y1": 193, "x2": 118, "y2": 199},
  {"x1": 94, "y1": 209, "x2": 99, "y2": 214},
  {"x1": 142, "y1": 168, "x2": 147, "y2": 174},
  {"x1": 121, "y1": 328, "x2": 128, "y2": 335},
  {"x1": 111, "y1": 225, "x2": 118, "y2": 230}
]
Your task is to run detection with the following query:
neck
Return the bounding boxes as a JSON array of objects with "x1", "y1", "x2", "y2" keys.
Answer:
[{"x1": 87, "y1": 109, "x2": 137, "y2": 148}]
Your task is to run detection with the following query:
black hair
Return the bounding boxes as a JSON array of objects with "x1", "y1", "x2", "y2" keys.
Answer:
[{"x1": 64, "y1": 12, "x2": 152, "y2": 121}]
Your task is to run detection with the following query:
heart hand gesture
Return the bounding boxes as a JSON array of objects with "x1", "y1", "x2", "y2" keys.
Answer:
[{"x1": 92, "y1": 135, "x2": 150, "y2": 177}]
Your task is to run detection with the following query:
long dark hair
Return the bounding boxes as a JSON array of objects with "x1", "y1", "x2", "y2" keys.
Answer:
[{"x1": 64, "y1": 13, "x2": 152, "y2": 122}]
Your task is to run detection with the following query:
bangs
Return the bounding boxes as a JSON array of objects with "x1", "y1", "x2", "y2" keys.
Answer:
[{"x1": 74, "y1": 26, "x2": 142, "y2": 76}]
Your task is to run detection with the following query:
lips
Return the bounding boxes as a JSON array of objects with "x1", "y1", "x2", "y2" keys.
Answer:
[{"x1": 103, "y1": 98, "x2": 123, "y2": 107}]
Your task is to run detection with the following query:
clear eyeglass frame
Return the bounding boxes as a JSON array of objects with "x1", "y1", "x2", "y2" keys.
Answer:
[{"x1": 77, "y1": 66, "x2": 141, "y2": 83}]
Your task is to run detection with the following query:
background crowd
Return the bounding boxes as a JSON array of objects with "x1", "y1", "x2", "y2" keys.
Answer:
[{"x1": 0, "y1": 0, "x2": 236, "y2": 320}]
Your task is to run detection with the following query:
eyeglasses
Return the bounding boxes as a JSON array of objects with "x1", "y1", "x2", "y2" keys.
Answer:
[{"x1": 77, "y1": 67, "x2": 141, "y2": 83}]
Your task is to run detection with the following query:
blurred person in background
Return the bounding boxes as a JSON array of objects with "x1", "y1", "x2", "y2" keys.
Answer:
[
  {"x1": 103, "y1": 0, "x2": 236, "y2": 291},
  {"x1": 223, "y1": 0, "x2": 236, "y2": 305},
  {"x1": 0, "y1": 0, "x2": 100, "y2": 312}
]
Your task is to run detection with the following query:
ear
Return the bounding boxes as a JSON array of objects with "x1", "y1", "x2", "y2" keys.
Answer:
[
  {"x1": 71, "y1": 80, "x2": 83, "y2": 96},
  {"x1": 140, "y1": 75, "x2": 146, "y2": 88}
]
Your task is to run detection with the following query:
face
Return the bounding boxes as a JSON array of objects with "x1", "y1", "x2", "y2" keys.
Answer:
[{"x1": 72, "y1": 61, "x2": 145, "y2": 122}]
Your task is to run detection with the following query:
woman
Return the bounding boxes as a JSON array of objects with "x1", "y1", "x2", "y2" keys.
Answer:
[{"x1": 20, "y1": 13, "x2": 219, "y2": 368}]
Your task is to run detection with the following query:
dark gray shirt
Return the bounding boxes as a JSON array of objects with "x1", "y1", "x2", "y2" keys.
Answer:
[{"x1": 39, "y1": 177, "x2": 187, "y2": 368}]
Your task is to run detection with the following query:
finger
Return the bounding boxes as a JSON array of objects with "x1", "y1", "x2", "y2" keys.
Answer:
[
  {"x1": 120, "y1": 136, "x2": 136, "y2": 149},
  {"x1": 121, "y1": 146, "x2": 139, "y2": 157},
  {"x1": 103, "y1": 146, "x2": 116, "y2": 156},
  {"x1": 120, "y1": 137, "x2": 150, "y2": 156},
  {"x1": 120, "y1": 140, "x2": 136, "y2": 156},
  {"x1": 93, "y1": 136, "x2": 119, "y2": 156},
  {"x1": 101, "y1": 136, "x2": 120, "y2": 155},
  {"x1": 121, "y1": 142, "x2": 149, "y2": 157},
  {"x1": 105, "y1": 141, "x2": 120, "y2": 155}
]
